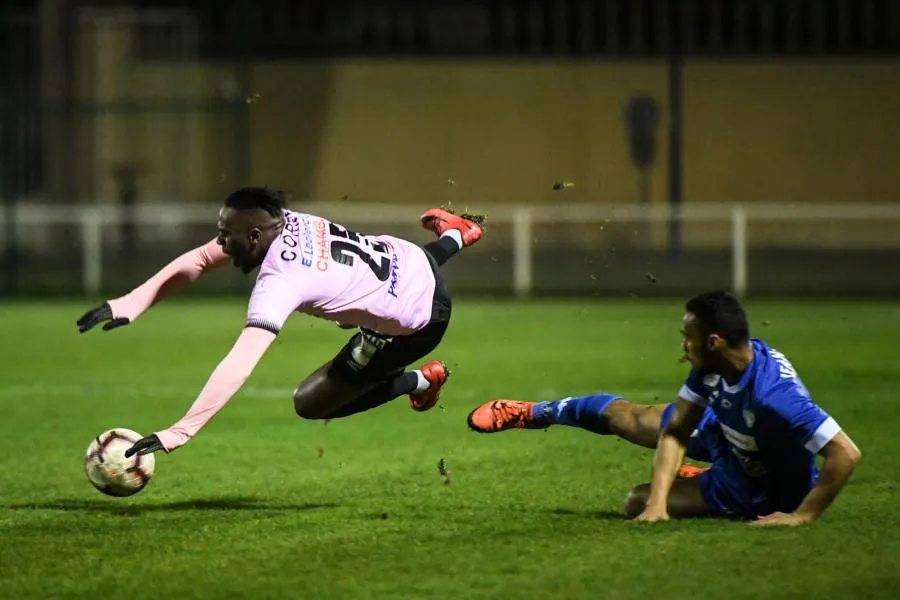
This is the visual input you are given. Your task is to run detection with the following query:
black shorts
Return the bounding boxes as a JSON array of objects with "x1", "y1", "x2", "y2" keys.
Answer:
[{"x1": 329, "y1": 249, "x2": 451, "y2": 385}]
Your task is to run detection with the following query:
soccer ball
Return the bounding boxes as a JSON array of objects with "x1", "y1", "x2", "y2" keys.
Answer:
[{"x1": 84, "y1": 428, "x2": 156, "y2": 497}]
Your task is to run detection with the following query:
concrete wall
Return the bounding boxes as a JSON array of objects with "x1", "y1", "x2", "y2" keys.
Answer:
[
  {"x1": 77, "y1": 49, "x2": 900, "y2": 249},
  {"x1": 246, "y1": 59, "x2": 900, "y2": 207}
]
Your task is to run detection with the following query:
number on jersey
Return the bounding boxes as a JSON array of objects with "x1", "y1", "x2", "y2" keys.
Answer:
[{"x1": 329, "y1": 223, "x2": 392, "y2": 281}]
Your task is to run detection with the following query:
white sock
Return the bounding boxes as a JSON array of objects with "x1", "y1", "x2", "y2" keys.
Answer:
[
  {"x1": 412, "y1": 370, "x2": 430, "y2": 394},
  {"x1": 440, "y1": 229, "x2": 463, "y2": 250}
]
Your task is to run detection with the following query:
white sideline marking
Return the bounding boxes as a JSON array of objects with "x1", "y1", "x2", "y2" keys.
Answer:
[
  {"x1": 0, "y1": 384, "x2": 669, "y2": 402},
  {"x1": 0, "y1": 384, "x2": 310, "y2": 399}
]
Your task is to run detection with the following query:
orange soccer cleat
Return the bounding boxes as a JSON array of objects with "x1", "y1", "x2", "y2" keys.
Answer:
[
  {"x1": 420, "y1": 208, "x2": 485, "y2": 248},
  {"x1": 677, "y1": 464, "x2": 709, "y2": 479},
  {"x1": 409, "y1": 360, "x2": 451, "y2": 412},
  {"x1": 467, "y1": 399, "x2": 548, "y2": 433}
]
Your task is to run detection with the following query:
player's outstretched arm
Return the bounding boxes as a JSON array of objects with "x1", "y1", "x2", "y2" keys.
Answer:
[
  {"x1": 77, "y1": 239, "x2": 228, "y2": 333},
  {"x1": 125, "y1": 326, "x2": 276, "y2": 457},
  {"x1": 753, "y1": 431, "x2": 861, "y2": 527},
  {"x1": 635, "y1": 398, "x2": 705, "y2": 522}
]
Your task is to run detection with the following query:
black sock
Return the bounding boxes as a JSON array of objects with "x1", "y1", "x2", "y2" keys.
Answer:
[
  {"x1": 423, "y1": 237, "x2": 461, "y2": 267},
  {"x1": 325, "y1": 372, "x2": 419, "y2": 418}
]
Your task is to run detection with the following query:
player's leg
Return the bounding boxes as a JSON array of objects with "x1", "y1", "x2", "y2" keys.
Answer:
[
  {"x1": 323, "y1": 362, "x2": 447, "y2": 418},
  {"x1": 469, "y1": 396, "x2": 712, "y2": 479},
  {"x1": 321, "y1": 323, "x2": 451, "y2": 418},
  {"x1": 294, "y1": 269, "x2": 453, "y2": 419},
  {"x1": 626, "y1": 452, "x2": 772, "y2": 520},
  {"x1": 419, "y1": 208, "x2": 485, "y2": 266},
  {"x1": 623, "y1": 477, "x2": 711, "y2": 519},
  {"x1": 292, "y1": 361, "x2": 366, "y2": 419},
  {"x1": 292, "y1": 325, "x2": 450, "y2": 419},
  {"x1": 468, "y1": 394, "x2": 666, "y2": 448}
]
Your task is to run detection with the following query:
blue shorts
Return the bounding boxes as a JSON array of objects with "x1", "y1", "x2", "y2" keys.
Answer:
[{"x1": 660, "y1": 403, "x2": 777, "y2": 519}]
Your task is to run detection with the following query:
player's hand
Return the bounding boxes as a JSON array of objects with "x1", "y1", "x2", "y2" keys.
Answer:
[
  {"x1": 750, "y1": 512, "x2": 814, "y2": 527},
  {"x1": 633, "y1": 506, "x2": 670, "y2": 522},
  {"x1": 124, "y1": 434, "x2": 165, "y2": 457},
  {"x1": 77, "y1": 302, "x2": 130, "y2": 333},
  {"x1": 334, "y1": 321, "x2": 357, "y2": 329}
]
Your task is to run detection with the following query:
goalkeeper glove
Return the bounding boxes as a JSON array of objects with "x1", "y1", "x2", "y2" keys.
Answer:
[
  {"x1": 76, "y1": 302, "x2": 130, "y2": 333},
  {"x1": 124, "y1": 434, "x2": 165, "y2": 457}
]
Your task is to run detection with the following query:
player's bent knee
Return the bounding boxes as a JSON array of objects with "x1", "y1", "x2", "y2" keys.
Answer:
[
  {"x1": 293, "y1": 386, "x2": 329, "y2": 420},
  {"x1": 623, "y1": 484, "x2": 650, "y2": 518},
  {"x1": 294, "y1": 399, "x2": 329, "y2": 420},
  {"x1": 604, "y1": 401, "x2": 634, "y2": 437}
]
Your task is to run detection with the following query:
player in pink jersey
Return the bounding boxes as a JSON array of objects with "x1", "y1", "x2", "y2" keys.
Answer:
[{"x1": 75, "y1": 187, "x2": 484, "y2": 457}]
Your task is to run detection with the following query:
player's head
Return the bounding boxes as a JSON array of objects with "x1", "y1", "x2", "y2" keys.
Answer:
[
  {"x1": 217, "y1": 187, "x2": 287, "y2": 273},
  {"x1": 681, "y1": 290, "x2": 750, "y2": 373}
]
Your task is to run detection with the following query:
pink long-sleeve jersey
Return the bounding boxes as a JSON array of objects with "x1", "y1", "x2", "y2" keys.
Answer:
[
  {"x1": 108, "y1": 210, "x2": 438, "y2": 452},
  {"x1": 246, "y1": 210, "x2": 436, "y2": 336}
]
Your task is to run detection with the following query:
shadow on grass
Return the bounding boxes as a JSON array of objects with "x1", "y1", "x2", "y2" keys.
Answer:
[
  {"x1": 548, "y1": 507, "x2": 628, "y2": 521},
  {"x1": 4, "y1": 496, "x2": 340, "y2": 515}
]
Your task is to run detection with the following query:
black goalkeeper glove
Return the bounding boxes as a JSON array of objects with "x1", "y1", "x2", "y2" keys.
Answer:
[
  {"x1": 124, "y1": 434, "x2": 165, "y2": 458},
  {"x1": 76, "y1": 302, "x2": 130, "y2": 333}
]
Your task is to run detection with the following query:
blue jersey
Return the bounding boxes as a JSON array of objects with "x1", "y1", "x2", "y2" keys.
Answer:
[{"x1": 679, "y1": 339, "x2": 841, "y2": 511}]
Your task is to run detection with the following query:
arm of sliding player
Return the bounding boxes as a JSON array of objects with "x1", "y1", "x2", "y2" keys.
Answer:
[
  {"x1": 635, "y1": 397, "x2": 706, "y2": 521},
  {"x1": 751, "y1": 386, "x2": 861, "y2": 526}
]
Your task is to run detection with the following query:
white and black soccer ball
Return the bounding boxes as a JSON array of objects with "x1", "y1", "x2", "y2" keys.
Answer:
[{"x1": 84, "y1": 428, "x2": 156, "y2": 497}]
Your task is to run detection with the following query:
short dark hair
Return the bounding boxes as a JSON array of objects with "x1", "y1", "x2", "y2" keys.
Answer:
[
  {"x1": 685, "y1": 290, "x2": 750, "y2": 347},
  {"x1": 223, "y1": 187, "x2": 289, "y2": 218}
]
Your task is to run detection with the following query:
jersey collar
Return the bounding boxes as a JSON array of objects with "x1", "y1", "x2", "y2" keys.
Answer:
[{"x1": 722, "y1": 343, "x2": 758, "y2": 394}]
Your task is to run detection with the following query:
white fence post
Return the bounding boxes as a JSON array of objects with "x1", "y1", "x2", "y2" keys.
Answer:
[
  {"x1": 512, "y1": 208, "x2": 533, "y2": 297},
  {"x1": 731, "y1": 205, "x2": 748, "y2": 297},
  {"x1": 81, "y1": 207, "x2": 103, "y2": 297}
]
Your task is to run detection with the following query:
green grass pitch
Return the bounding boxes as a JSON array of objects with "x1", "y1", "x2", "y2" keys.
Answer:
[{"x1": 0, "y1": 298, "x2": 898, "y2": 599}]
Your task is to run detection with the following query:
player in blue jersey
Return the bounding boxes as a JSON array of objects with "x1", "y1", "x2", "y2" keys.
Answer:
[{"x1": 468, "y1": 291, "x2": 861, "y2": 525}]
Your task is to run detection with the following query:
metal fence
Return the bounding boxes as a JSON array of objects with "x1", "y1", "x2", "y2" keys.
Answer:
[{"x1": 2, "y1": 201, "x2": 899, "y2": 299}]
